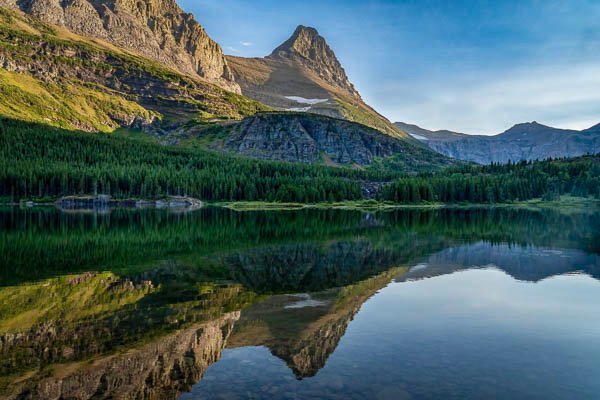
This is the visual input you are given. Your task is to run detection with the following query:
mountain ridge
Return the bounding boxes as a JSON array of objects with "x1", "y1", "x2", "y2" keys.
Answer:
[{"x1": 395, "y1": 120, "x2": 600, "y2": 164}]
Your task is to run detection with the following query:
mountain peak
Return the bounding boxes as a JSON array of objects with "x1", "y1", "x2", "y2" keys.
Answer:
[
  {"x1": 270, "y1": 25, "x2": 323, "y2": 56},
  {"x1": 504, "y1": 121, "x2": 552, "y2": 133},
  {"x1": 268, "y1": 25, "x2": 360, "y2": 98},
  {"x1": 583, "y1": 123, "x2": 600, "y2": 132}
]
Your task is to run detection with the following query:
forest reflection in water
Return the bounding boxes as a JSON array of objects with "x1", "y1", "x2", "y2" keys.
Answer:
[{"x1": 0, "y1": 206, "x2": 599, "y2": 399}]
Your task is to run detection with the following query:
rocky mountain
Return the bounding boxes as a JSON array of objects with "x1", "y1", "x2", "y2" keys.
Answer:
[
  {"x1": 0, "y1": 5, "x2": 453, "y2": 173},
  {"x1": 227, "y1": 26, "x2": 407, "y2": 138},
  {"x1": 398, "y1": 242, "x2": 600, "y2": 283},
  {"x1": 5, "y1": 314, "x2": 239, "y2": 399},
  {"x1": 191, "y1": 112, "x2": 454, "y2": 170},
  {"x1": 396, "y1": 121, "x2": 600, "y2": 164},
  {"x1": 0, "y1": 6, "x2": 268, "y2": 132},
  {"x1": 0, "y1": 0, "x2": 240, "y2": 92}
]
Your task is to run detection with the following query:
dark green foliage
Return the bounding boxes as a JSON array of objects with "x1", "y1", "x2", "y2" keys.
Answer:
[
  {"x1": 380, "y1": 158, "x2": 600, "y2": 203},
  {"x1": 0, "y1": 118, "x2": 391, "y2": 202},
  {"x1": 2, "y1": 118, "x2": 599, "y2": 204}
]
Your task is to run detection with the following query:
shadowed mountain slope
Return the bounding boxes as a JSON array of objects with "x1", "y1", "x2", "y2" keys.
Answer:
[{"x1": 396, "y1": 121, "x2": 600, "y2": 164}]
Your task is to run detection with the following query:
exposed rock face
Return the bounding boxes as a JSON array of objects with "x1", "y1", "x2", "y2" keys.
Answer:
[
  {"x1": 396, "y1": 121, "x2": 600, "y2": 164},
  {"x1": 214, "y1": 113, "x2": 416, "y2": 165},
  {"x1": 7, "y1": 313, "x2": 240, "y2": 400},
  {"x1": 1, "y1": 0, "x2": 240, "y2": 92},
  {"x1": 227, "y1": 26, "x2": 407, "y2": 138},
  {"x1": 270, "y1": 25, "x2": 360, "y2": 99},
  {"x1": 0, "y1": 8, "x2": 267, "y2": 132}
]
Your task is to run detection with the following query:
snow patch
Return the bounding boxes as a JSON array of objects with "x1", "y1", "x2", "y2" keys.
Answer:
[
  {"x1": 409, "y1": 133, "x2": 429, "y2": 141},
  {"x1": 284, "y1": 294, "x2": 327, "y2": 309},
  {"x1": 285, "y1": 96, "x2": 329, "y2": 105},
  {"x1": 286, "y1": 106, "x2": 312, "y2": 112}
]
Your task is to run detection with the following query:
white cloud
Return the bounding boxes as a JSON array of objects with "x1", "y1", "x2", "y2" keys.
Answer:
[
  {"x1": 241, "y1": 41, "x2": 253, "y2": 47},
  {"x1": 373, "y1": 62, "x2": 600, "y2": 134}
]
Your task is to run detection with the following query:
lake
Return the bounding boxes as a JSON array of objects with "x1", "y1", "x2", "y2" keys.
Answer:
[{"x1": 1, "y1": 207, "x2": 599, "y2": 399}]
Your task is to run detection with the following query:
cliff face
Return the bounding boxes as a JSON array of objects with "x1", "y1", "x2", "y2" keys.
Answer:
[
  {"x1": 227, "y1": 26, "x2": 407, "y2": 138},
  {"x1": 7, "y1": 313, "x2": 240, "y2": 400},
  {"x1": 396, "y1": 121, "x2": 600, "y2": 164},
  {"x1": 207, "y1": 112, "x2": 425, "y2": 166},
  {"x1": 1, "y1": 0, "x2": 240, "y2": 92}
]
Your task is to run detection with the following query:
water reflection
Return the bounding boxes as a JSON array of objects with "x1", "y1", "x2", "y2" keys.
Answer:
[{"x1": 0, "y1": 207, "x2": 599, "y2": 399}]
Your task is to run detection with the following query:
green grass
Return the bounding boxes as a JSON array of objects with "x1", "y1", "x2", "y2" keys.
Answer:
[
  {"x1": 213, "y1": 196, "x2": 600, "y2": 212},
  {"x1": 0, "y1": 7, "x2": 271, "y2": 131},
  {"x1": 0, "y1": 69, "x2": 155, "y2": 132},
  {"x1": 335, "y1": 97, "x2": 406, "y2": 138}
]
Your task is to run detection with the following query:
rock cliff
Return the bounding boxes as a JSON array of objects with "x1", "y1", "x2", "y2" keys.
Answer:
[
  {"x1": 1, "y1": 0, "x2": 240, "y2": 92},
  {"x1": 200, "y1": 112, "x2": 449, "y2": 168},
  {"x1": 7, "y1": 313, "x2": 239, "y2": 400},
  {"x1": 0, "y1": 7, "x2": 267, "y2": 132}
]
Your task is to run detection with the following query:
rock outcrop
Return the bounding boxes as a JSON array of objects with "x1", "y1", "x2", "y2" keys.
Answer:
[
  {"x1": 396, "y1": 121, "x2": 600, "y2": 164},
  {"x1": 1, "y1": 0, "x2": 240, "y2": 92},
  {"x1": 206, "y1": 112, "x2": 443, "y2": 167}
]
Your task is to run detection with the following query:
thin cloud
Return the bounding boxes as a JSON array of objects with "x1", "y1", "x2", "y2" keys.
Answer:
[
  {"x1": 241, "y1": 41, "x2": 253, "y2": 47},
  {"x1": 375, "y1": 62, "x2": 600, "y2": 134}
]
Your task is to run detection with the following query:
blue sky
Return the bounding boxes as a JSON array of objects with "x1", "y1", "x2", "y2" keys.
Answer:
[{"x1": 179, "y1": 0, "x2": 600, "y2": 134}]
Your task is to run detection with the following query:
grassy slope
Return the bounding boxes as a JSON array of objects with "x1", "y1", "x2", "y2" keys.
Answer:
[
  {"x1": 0, "y1": 69, "x2": 154, "y2": 132},
  {"x1": 0, "y1": 7, "x2": 270, "y2": 132},
  {"x1": 226, "y1": 55, "x2": 409, "y2": 139}
]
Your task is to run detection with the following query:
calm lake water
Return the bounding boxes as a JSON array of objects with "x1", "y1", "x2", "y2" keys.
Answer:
[{"x1": 1, "y1": 207, "x2": 599, "y2": 399}]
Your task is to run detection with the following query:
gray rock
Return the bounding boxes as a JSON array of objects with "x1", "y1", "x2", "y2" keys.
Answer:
[
  {"x1": 3, "y1": 0, "x2": 240, "y2": 93},
  {"x1": 396, "y1": 121, "x2": 600, "y2": 164},
  {"x1": 217, "y1": 113, "x2": 416, "y2": 165}
]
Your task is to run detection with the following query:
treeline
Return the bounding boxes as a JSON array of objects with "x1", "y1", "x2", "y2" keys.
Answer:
[
  {"x1": 380, "y1": 157, "x2": 600, "y2": 203},
  {"x1": 0, "y1": 118, "x2": 393, "y2": 202},
  {"x1": 2, "y1": 118, "x2": 599, "y2": 204}
]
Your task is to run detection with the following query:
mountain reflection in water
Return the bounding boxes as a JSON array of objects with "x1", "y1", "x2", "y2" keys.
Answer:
[{"x1": 0, "y1": 207, "x2": 599, "y2": 399}]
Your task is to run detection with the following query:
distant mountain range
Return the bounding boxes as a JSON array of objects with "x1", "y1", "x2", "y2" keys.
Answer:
[{"x1": 396, "y1": 121, "x2": 600, "y2": 164}]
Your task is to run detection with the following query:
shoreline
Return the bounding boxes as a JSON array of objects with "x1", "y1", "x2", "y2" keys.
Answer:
[
  {"x1": 2, "y1": 196, "x2": 598, "y2": 212},
  {"x1": 212, "y1": 196, "x2": 600, "y2": 212}
]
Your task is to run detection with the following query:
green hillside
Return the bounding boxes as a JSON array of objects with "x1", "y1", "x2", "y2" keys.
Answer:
[{"x1": 0, "y1": 7, "x2": 270, "y2": 132}]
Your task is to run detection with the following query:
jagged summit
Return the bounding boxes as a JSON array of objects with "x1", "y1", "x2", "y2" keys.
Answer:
[
  {"x1": 270, "y1": 25, "x2": 322, "y2": 57},
  {"x1": 268, "y1": 25, "x2": 360, "y2": 99}
]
